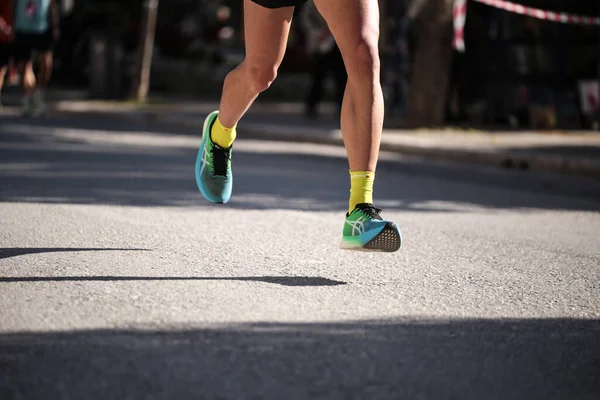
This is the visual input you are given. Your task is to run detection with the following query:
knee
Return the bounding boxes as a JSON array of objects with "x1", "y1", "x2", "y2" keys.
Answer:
[
  {"x1": 246, "y1": 62, "x2": 278, "y2": 93},
  {"x1": 344, "y1": 38, "x2": 380, "y2": 80}
]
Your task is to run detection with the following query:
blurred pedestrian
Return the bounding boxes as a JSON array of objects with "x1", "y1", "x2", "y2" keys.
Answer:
[
  {"x1": 13, "y1": 0, "x2": 60, "y2": 116},
  {"x1": 0, "y1": 0, "x2": 14, "y2": 107},
  {"x1": 299, "y1": 0, "x2": 346, "y2": 118},
  {"x1": 194, "y1": 0, "x2": 402, "y2": 253}
]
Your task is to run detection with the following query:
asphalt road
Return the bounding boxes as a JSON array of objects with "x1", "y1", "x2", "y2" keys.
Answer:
[{"x1": 0, "y1": 113, "x2": 599, "y2": 400}]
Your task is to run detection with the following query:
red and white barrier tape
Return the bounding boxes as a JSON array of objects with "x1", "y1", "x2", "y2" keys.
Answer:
[
  {"x1": 453, "y1": 0, "x2": 467, "y2": 52},
  {"x1": 453, "y1": 0, "x2": 600, "y2": 52},
  {"x1": 474, "y1": 0, "x2": 600, "y2": 26}
]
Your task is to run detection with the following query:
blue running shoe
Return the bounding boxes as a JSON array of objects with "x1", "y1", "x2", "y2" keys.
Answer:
[
  {"x1": 195, "y1": 111, "x2": 233, "y2": 203},
  {"x1": 340, "y1": 203, "x2": 402, "y2": 252}
]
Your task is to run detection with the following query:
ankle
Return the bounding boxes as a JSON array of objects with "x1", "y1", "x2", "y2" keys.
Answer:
[
  {"x1": 348, "y1": 170, "x2": 375, "y2": 213},
  {"x1": 210, "y1": 116, "x2": 237, "y2": 149}
]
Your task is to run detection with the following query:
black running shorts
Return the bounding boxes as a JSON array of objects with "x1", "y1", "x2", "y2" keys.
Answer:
[
  {"x1": 14, "y1": 30, "x2": 54, "y2": 61},
  {"x1": 251, "y1": 0, "x2": 308, "y2": 8},
  {"x1": 0, "y1": 42, "x2": 13, "y2": 67}
]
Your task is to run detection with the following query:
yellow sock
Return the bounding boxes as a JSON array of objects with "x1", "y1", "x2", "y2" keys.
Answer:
[
  {"x1": 210, "y1": 116, "x2": 237, "y2": 148},
  {"x1": 349, "y1": 170, "x2": 374, "y2": 213}
]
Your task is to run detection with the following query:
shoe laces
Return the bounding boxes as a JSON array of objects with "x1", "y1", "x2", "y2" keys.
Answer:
[
  {"x1": 211, "y1": 144, "x2": 231, "y2": 177},
  {"x1": 355, "y1": 203, "x2": 383, "y2": 220}
]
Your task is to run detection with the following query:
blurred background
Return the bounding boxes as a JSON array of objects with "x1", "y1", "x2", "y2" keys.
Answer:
[{"x1": 2, "y1": 0, "x2": 599, "y2": 130}]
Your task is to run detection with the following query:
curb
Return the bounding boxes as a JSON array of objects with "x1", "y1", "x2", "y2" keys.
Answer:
[
  {"x1": 378, "y1": 141, "x2": 600, "y2": 180},
  {"x1": 152, "y1": 114, "x2": 600, "y2": 180}
]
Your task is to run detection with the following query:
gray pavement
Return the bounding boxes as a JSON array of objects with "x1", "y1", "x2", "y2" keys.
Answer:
[
  {"x1": 51, "y1": 98, "x2": 600, "y2": 179},
  {"x1": 0, "y1": 114, "x2": 599, "y2": 399},
  {"x1": 4, "y1": 88, "x2": 600, "y2": 178}
]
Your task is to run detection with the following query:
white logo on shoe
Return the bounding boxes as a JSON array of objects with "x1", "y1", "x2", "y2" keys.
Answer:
[
  {"x1": 200, "y1": 114, "x2": 216, "y2": 176},
  {"x1": 201, "y1": 139, "x2": 211, "y2": 174},
  {"x1": 346, "y1": 216, "x2": 366, "y2": 236}
]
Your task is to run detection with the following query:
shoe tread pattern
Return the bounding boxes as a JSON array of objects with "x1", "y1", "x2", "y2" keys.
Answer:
[{"x1": 363, "y1": 222, "x2": 401, "y2": 252}]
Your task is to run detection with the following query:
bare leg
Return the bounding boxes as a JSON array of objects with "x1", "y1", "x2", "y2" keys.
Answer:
[
  {"x1": 313, "y1": 0, "x2": 383, "y2": 172},
  {"x1": 37, "y1": 51, "x2": 53, "y2": 88},
  {"x1": 19, "y1": 60, "x2": 36, "y2": 96},
  {"x1": 0, "y1": 66, "x2": 7, "y2": 96},
  {"x1": 217, "y1": 0, "x2": 294, "y2": 128}
]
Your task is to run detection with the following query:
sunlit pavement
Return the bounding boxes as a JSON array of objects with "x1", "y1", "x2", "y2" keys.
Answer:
[{"x1": 1, "y1": 115, "x2": 599, "y2": 399}]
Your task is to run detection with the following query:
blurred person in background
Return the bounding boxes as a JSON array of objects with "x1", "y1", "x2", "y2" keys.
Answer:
[
  {"x1": 0, "y1": 0, "x2": 14, "y2": 107},
  {"x1": 204, "y1": 5, "x2": 235, "y2": 63},
  {"x1": 195, "y1": 0, "x2": 402, "y2": 253},
  {"x1": 13, "y1": 0, "x2": 60, "y2": 116},
  {"x1": 300, "y1": 0, "x2": 346, "y2": 118}
]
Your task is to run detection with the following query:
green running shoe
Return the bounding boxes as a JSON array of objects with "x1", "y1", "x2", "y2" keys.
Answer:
[
  {"x1": 195, "y1": 111, "x2": 233, "y2": 203},
  {"x1": 341, "y1": 203, "x2": 402, "y2": 252},
  {"x1": 32, "y1": 95, "x2": 47, "y2": 117},
  {"x1": 21, "y1": 97, "x2": 32, "y2": 117}
]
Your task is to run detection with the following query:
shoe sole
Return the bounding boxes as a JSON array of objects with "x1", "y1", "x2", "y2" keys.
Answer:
[
  {"x1": 194, "y1": 113, "x2": 211, "y2": 199},
  {"x1": 341, "y1": 222, "x2": 402, "y2": 253}
]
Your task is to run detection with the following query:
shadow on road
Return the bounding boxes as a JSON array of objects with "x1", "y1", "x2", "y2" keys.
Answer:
[
  {"x1": 1, "y1": 115, "x2": 599, "y2": 212},
  {"x1": 0, "y1": 248, "x2": 149, "y2": 260},
  {"x1": 0, "y1": 317, "x2": 598, "y2": 399},
  {"x1": 0, "y1": 275, "x2": 346, "y2": 286}
]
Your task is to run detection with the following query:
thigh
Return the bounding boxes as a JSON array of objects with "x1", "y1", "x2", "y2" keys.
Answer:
[
  {"x1": 243, "y1": 0, "x2": 295, "y2": 69},
  {"x1": 312, "y1": 0, "x2": 380, "y2": 62}
]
